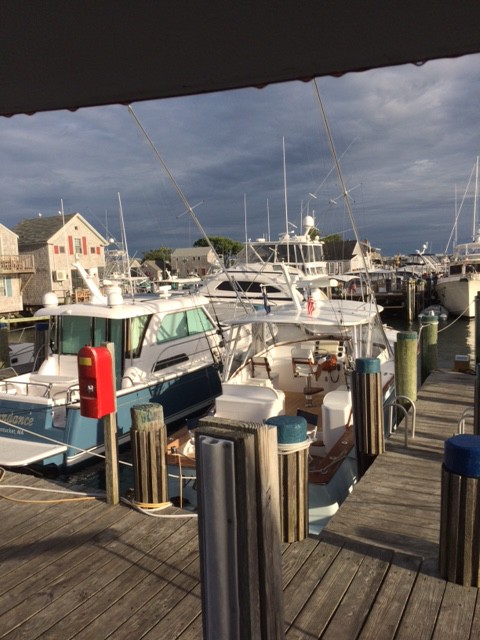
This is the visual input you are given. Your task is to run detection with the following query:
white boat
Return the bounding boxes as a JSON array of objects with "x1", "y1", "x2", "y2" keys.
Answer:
[
  {"x1": 0, "y1": 267, "x2": 224, "y2": 469},
  {"x1": 236, "y1": 214, "x2": 330, "y2": 278},
  {"x1": 436, "y1": 156, "x2": 480, "y2": 318},
  {"x1": 167, "y1": 294, "x2": 396, "y2": 535},
  {"x1": 196, "y1": 218, "x2": 337, "y2": 320}
]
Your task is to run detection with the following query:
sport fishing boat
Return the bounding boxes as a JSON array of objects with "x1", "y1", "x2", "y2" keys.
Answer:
[
  {"x1": 0, "y1": 265, "x2": 224, "y2": 469},
  {"x1": 435, "y1": 156, "x2": 480, "y2": 318},
  {"x1": 167, "y1": 292, "x2": 396, "y2": 534}
]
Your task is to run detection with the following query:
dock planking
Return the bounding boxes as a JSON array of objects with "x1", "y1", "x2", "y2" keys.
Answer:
[{"x1": 0, "y1": 369, "x2": 478, "y2": 638}]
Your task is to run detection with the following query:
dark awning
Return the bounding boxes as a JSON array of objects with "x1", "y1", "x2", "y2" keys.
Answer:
[{"x1": 1, "y1": 2, "x2": 479, "y2": 117}]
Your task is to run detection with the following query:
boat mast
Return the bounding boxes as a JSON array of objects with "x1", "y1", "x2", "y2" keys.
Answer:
[
  {"x1": 127, "y1": 104, "x2": 252, "y2": 312},
  {"x1": 473, "y1": 155, "x2": 479, "y2": 240},
  {"x1": 311, "y1": 80, "x2": 390, "y2": 354},
  {"x1": 282, "y1": 136, "x2": 290, "y2": 263},
  {"x1": 117, "y1": 192, "x2": 135, "y2": 299},
  {"x1": 244, "y1": 192, "x2": 248, "y2": 267}
]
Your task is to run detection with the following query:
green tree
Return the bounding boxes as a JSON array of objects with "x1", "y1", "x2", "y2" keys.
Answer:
[
  {"x1": 193, "y1": 236, "x2": 243, "y2": 256},
  {"x1": 142, "y1": 246, "x2": 172, "y2": 262},
  {"x1": 321, "y1": 233, "x2": 343, "y2": 244}
]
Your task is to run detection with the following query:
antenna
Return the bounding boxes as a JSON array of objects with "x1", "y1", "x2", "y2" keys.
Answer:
[
  {"x1": 59, "y1": 198, "x2": 71, "y2": 298},
  {"x1": 266, "y1": 199, "x2": 271, "y2": 242},
  {"x1": 117, "y1": 192, "x2": 135, "y2": 299}
]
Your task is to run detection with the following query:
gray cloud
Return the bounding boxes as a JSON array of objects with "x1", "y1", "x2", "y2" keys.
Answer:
[{"x1": 0, "y1": 53, "x2": 479, "y2": 259}]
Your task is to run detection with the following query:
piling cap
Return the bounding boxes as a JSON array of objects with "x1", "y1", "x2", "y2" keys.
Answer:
[
  {"x1": 265, "y1": 415, "x2": 307, "y2": 444},
  {"x1": 397, "y1": 331, "x2": 417, "y2": 341},
  {"x1": 444, "y1": 434, "x2": 480, "y2": 478},
  {"x1": 421, "y1": 311, "x2": 439, "y2": 325},
  {"x1": 355, "y1": 357, "x2": 380, "y2": 374}
]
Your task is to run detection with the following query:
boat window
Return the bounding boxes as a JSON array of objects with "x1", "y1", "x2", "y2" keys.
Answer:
[
  {"x1": 156, "y1": 312, "x2": 189, "y2": 343},
  {"x1": 217, "y1": 280, "x2": 263, "y2": 293},
  {"x1": 186, "y1": 308, "x2": 214, "y2": 334},
  {"x1": 156, "y1": 309, "x2": 214, "y2": 344},
  {"x1": 128, "y1": 315, "x2": 150, "y2": 358},
  {"x1": 450, "y1": 265, "x2": 463, "y2": 275},
  {"x1": 93, "y1": 317, "x2": 107, "y2": 346},
  {"x1": 61, "y1": 316, "x2": 92, "y2": 354}
]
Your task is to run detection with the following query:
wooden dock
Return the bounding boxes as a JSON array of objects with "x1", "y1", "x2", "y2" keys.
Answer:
[{"x1": 0, "y1": 368, "x2": 478, "y2": 638}]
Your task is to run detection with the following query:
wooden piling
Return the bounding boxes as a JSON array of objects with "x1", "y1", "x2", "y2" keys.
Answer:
[
  {"x1": 352, "y1": 357, "x2": 384, "y2": 477},
  {"x1": 404, "y1": 278, "x2": 416, "y2": 322},
  {"x1": 439, "y1": 434, "x2": 480, "y2": 586},
  {"x1": 130, "y1": 403, "x2": 168, "y2": 506},
  {"x1": 265, "y1": 415, "x2": 309, "y2": 543},
  {"x1": 195, "y1": 418, "x2": 284, "y2": 640},
  {"x1": 420, "y1": 312, "x2": 438, "y2": 384},
  {"x1": 394, "y1": 331, "x2": 418, "y2": 407},
  {"x1": 475, "y1": 363, "x2": 480, "y2": 436},
  {"x1": 475, "y1": 293, "x2": 480, "y2": 367},
  {"x1": 415, "y1": 278, "x2": 425, "y2": 317}
]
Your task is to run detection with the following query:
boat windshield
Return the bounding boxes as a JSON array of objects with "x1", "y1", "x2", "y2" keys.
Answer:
[
  {"x1": 52, "y1": 314, "x2": 151, "y2": 360},
  {"x1": 156, "y1": 308, "x2": 214, "y2": 344}
]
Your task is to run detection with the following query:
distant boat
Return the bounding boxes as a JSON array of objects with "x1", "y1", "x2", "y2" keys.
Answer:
[
  {"x1": 436, "y1": 156, "x2": 480, "y2": 317},
  {"x1": 0, "y1": 266, "x2": 224, "y2": 469}
]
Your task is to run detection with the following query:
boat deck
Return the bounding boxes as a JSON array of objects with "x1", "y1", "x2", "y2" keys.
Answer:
[{"x1": 0, "y1": 369, "x2": 478, "y2": 638}]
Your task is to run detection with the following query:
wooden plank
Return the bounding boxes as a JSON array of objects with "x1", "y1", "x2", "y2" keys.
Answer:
[
  {"x1": 0, "y1": 510, "x2": 195, "y2": 639},
  {"x1": 358, "y1": 553, "x2": 422, "y2": 640},
  {"x1": 432, "y1": 581, "x2": 478, "y2": 640},
  {"x1": 320, "y1": 544, "x2": 392, "y2": 640},
  {"x1": 393, "y1": 559, "x2": 447, "y2": 640},
  {"x1": 285, "y1": 544, "x2": 365, "y2": 639},
  {"x1": 42, "y1": 520, "x2": 200, "y2": 640}
]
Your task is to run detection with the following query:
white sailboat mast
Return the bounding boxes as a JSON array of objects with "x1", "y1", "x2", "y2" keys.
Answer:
[
  {"x1": 473, "y1": 155, "x2": 479, "y2": 240},
  {"x1": 282, "y1": 136, "x2": 290, "y2": 262}
]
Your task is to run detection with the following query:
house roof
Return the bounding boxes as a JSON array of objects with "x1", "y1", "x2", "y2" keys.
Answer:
[
  {"x1": 0, "y1": 222, "x2": 18, "y2": 239},
  {"x1": 171, "y1": 247, "x2": 213, "y2": 257},
  {"x1": 1, "y1": 3, "x2": 479, "y2": 117},
  {"x1": 13, "y1": 213, "x2": 107, "y2": 246}
]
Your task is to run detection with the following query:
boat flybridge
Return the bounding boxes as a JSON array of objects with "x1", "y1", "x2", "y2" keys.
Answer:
[
  {"x1": 0, "y1": 266, "x2": 224, "y2": 469},
  {"x1": 237, "y1": 214, "x2": 330, "y2": 277}
]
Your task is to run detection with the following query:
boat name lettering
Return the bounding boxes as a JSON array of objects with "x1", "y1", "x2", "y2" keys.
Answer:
[{"x1": 0, "y1": 413, "x2": 33, "y2": 428}]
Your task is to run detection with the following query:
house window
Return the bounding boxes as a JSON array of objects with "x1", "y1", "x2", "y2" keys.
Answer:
[
  {"x1": 0, "y1": 277, "x2": 12, "y2": 297},
  {"x1": 90, "y1": 247, "x2": 96, "y2": 254},
  {"x1": 74, "y1": 238, "x2": 82, "y2": 254},
  {"x1": 59, "y1": 246, "x2": 65, "y2": 254}
]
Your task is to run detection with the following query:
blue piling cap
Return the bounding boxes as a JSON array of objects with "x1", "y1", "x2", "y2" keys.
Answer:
[
  {"x1": 355, "y1": 357, "x2": 380, "y2": 374},
  {"x1": 264, "y1": 415, "x2": 307, "y2": 444},
  {"x1": 444, "y1": 434, "x2": 480, "y2": 478}
]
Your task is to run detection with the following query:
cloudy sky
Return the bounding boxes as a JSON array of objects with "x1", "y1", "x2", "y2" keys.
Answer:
[{"x1": 1, "y1": 53, "x2": 479, "y2": 259}]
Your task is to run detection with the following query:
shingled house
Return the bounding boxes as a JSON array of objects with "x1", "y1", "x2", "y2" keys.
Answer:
[
  {"x1": 323, "y1": 239, "x2": 379, "y2": 275},
  {"x1": 0, "y1": 222, "x2": 35, "y2": 314},
  {"x1": 13, "y1": 212, "x2": 107, "y2": 308}
]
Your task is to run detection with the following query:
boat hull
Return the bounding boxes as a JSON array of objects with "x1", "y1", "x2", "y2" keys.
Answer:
[
  {"x1": 435, "y1": 277, "x2": 480, "y2": 317},
  {"x1": 0, "y1": 364, "x2": 222, "y2": 468}
]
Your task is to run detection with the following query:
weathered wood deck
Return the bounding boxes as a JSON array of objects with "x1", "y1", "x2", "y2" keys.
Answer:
[{"x1": 0, "y1": 368, "x2": 478, "y2": 639}]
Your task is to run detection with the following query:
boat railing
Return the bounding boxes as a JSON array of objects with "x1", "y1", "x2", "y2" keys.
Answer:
[
  {"x1": 0, "y1": 378, "x2": 52, "y2": 398},
  {"x1": 457, "y1": 407, "x2": 474, "y2": 434},
  {"x1": 385, "y1": 395, "x2": 416, "y2": 447}
]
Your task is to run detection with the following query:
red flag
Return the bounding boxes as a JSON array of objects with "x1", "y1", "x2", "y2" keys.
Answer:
[{"x1": 307, "y1": 295, "x2": 314, "y2": 315}]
